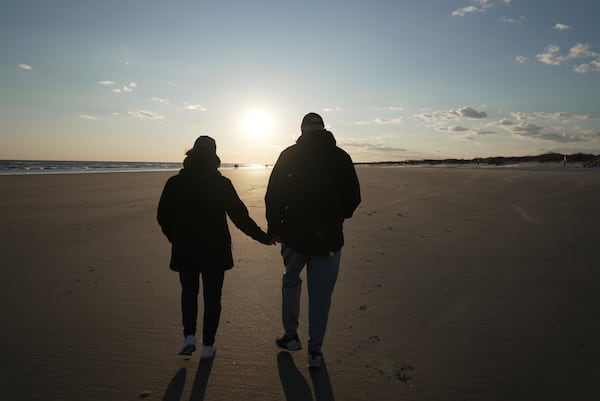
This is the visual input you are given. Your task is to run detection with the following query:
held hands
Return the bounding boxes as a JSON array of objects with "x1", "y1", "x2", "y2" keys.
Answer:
[
  {"x1": 263, "y1": 233, "x2": 281, "y2": 245},
  {"x1": 259, "y1": 232, "x2": 281, "y2": 245},
  {"x1": 258, "y1": 230, "x2": 279, "y2": 245}
]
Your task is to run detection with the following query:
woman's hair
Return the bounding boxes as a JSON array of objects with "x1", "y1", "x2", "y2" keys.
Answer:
[{"x1": 183, "y1": 136, "x2": 220, "y2": 170}]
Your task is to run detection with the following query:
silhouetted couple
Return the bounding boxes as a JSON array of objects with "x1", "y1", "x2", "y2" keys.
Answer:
[{"x1": 157, "y1": 113, "x2": 361, "y2": 368}]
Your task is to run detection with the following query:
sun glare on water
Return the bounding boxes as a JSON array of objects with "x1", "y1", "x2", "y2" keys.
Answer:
[{"x1": 241, "y1": 109, "x2": 273, "y2": 138}]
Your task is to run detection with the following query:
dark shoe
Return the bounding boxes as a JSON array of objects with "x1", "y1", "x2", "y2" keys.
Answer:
[
  {"x1": 308, "y1": 351, "x2": 323, "y2": 368},
  {"x1": 276, "y1": 334, "x2": 302, "y2": 351}
]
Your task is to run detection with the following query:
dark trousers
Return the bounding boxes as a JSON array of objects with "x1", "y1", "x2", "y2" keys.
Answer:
[{"x1": 179, "y1": 270, "x2": 225, "y2": 346}]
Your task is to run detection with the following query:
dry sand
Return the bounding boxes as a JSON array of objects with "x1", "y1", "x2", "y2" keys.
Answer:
[{"x1": 1, "y1": 166, "x2": 599, "y2": 401}]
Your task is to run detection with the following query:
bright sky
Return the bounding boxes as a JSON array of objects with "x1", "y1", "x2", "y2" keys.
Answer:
[{"x1": 1, "y1": 0, "x2": 599, "y2": 163}]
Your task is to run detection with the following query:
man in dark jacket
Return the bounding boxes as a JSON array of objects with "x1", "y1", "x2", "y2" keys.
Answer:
[
  {"x1": 265, "y1": 113, "x2": 361, "y2": 368},
  {"x1": 158, "y1": 136, "x2": 271, "y2": 358}
]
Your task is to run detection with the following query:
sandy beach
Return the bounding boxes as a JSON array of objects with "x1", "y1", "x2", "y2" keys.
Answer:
[{"x1": 1, "y1": 166, "x2": 599, "y2": 401}]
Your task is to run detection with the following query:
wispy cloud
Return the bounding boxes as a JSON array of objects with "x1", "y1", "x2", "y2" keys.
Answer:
[
  {"x1": 184, "y1": 103, "x2": 207, "y2": 111},
  {"x1": 536, "y1": 44, "x2": 564, "y2": 65},
  {"x1": 554, "y1": 23, "x2": 571, "y2": 31},
  {"x1": 512, "y1": 122, "x2": 544, "y2": 135},
  {"x1": 99, "y1": 81, "x2": 137, "y2": 93},
  {"x1": 418, "y1": 107, "x2": 488, "y2": 121},
  {"x1": 338, "y1": 140, "x2": 407, "y2": 153},
  {"x1": 493, "y1": 112, "x2": 599, "y2": 143},
  {"x1": 152, "y1": 96, "x2": 170, "y2": 104},
  {"x1": 510, "y1": 123, "x2": 586, "y2": 143},
  {"x1": 452, "y1": 5, "x2": 480, "y2": 17},
  {"x1": 511, "y1": 112, "x2": 596, "y2": 121},
  {"x1": 431, "y1": 110, "x2": 598, "y2": 145},
  {"x1": 501, "y1": 15, "x2": 525, "y2": 24},
  {"x1": 371, "y1": 106, "x2": 404, "y2": 111},
  {"x1": 353, "y1": 115, "x2": 403, "y2": 126},
  {"x1": 454, "y1": 131, "x2": 490, "y2": 141},
  {"x1": 80, "y1": 114, "x2": 97, "y2": 121},
  {"x1": 19, "y1": 63, "x2": 33, "y2": 70},
  {"x1": 515, "y1": 56, "x2": 528, "y2": 64},
  {"x1": 416, "y1": 107, "x2": 489, "y2": 140},
  {"x1": 455, "y1": 126, "x2": 497, "y2": 140},
  {"x1": 451, "y1": 0, "x2": 496, "y2": 17},
  {"x1": 472, "y1": 128, "x2": 497, "y2": 135},
  {"x1": 460, "y1": 107, "x2": 488, "y2": 119},
  {"x1": 582, "y1": 130, "x2": 600, "y2": 141},
  {"x1": 128, "y1": 110, "x2": 164, "y2": 120},
  {"x1": 373, "y1": 117, "x2": 403, "y2": 125},
  {"x1": 573, "y1": 64, "x2": 591, "y2": 74},
  {"x1": 536, "y1": 43, "x2": 600, "y2": 74},
  {"x1": 323, "y1": 107, "x2": 342, "y2": 112},
  {"x1": 437, "y1": 126, "x2": 470, "y2": 133}
]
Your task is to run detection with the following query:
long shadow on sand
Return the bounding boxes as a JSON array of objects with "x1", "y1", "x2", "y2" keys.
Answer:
[
  {"x1": 277, "y1": 351, "x2": 335, "y2": 401},
  {"x1": 163, "y1": 358, "x2": 214, "y2": 401}
]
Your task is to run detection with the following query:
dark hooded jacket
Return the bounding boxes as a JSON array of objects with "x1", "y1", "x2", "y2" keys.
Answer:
[
  {"x1": 265, "y1": 129, "x2": 361, "y2": 255},
  {"x1": 157, "y1": 155, "x2": 269, "y2": 272}
]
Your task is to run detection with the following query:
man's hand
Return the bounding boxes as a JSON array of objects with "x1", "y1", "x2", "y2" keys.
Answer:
[{"x1": 264, "y1": 236, "x2": 277, "y2": 245}]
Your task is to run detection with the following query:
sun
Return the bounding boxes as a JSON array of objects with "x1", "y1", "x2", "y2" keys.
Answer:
[{"x1": 241, "y1": 109, "x2": 273, "y2": 138}]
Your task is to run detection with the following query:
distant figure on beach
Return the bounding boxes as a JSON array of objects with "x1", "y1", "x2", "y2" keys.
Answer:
[
  {"x1": 157, "y1": 136, "x2": 273, "y2": 358},
  {"x1": 265, "y1": 112, "x2": 361, "y2": 368}
]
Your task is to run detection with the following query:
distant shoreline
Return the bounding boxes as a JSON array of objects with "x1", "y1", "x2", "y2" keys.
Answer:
[
  {"x1": 356, "y1": 152, "x2": 600, "y2": 168},
  {"x1": 1, "y1": 152, "x2": 599, "y2": 175},
  {"x1": 0, "y1": 160, "x2": 268, "y2": 176}
]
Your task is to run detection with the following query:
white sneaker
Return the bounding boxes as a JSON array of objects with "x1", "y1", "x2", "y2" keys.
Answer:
[
  {"x1": 201, "y1": 343, "x2": 216, "y2": 360},
  {"x1": 178, "y1": 335, "x2": 196, "y2": 355}
]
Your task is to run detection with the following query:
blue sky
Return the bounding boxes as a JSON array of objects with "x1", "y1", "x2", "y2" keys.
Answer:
[{"x1": 1, "y1": 0, "x2": 599, "y2": 163}]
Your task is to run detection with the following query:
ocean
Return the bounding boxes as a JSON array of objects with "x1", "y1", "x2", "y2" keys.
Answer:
[{"x1": 0, "y1": 160, "x2": 269, "y2": 175}]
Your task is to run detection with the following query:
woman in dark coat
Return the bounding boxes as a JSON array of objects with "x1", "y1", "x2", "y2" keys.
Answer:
[{"x1": 157, "y1": 136, "x2": 271, "y2": 358}]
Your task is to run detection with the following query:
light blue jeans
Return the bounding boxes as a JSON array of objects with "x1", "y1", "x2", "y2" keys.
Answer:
[{"x1": 281, "y1": 243, "x2": 341, "y2": 353}]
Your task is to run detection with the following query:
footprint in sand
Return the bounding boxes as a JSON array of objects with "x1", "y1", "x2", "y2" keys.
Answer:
[{"x1": 376, "y1": 362, "x2": 415, "y2": 386}]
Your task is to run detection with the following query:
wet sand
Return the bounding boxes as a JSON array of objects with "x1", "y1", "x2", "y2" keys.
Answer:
[{"x1": 1, "y1": 166, "x2": 599, "y2": 401}]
